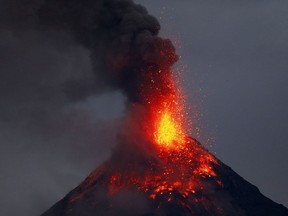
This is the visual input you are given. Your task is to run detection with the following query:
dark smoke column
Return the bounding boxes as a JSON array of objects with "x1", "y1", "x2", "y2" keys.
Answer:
[{"x1": 39, "y1": 0, "x2": 178, "y2": 104}]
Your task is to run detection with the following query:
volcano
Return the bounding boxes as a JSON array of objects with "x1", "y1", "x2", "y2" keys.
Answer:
[
  {"x1": 41, "y1": 137, "x2": 288, "y2": 216},
  {"x1": 36, "y1": 1, "x2": 287, "y2": 215}
]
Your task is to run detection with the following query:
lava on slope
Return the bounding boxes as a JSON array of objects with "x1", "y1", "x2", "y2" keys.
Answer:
[
  {"x1": 42, "y1": 137, "x2": 288, "y2": 216},
  {"x1": 69, "y1": 137, "x2": 221, "y2": 207}
]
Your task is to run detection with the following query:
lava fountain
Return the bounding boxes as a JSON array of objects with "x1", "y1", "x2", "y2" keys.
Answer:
[{"x1": 105, "y1": 64, "x2": 222, "y2": 206}]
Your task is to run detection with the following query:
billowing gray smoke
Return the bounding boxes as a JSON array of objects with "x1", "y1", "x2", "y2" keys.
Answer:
[
  {"x1": 1, "y1": 0, "x2": 177, "y2": 104},
  {"x1": 38, "y1": 0, "x2": 178, "y2": 103}
]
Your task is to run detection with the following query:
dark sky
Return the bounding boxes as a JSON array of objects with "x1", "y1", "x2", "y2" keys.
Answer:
[{"x1": 0, "y1": 0, "x2": 287, "y2": 215}]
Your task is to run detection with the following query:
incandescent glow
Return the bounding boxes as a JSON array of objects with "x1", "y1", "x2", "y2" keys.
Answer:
[
  {"x1": 155, "y1": 109, "x2": 184, "y2": 147},
  {"x1": 156, "y1": 111, "x2": 178, "y2": 146},
  {"x1": 69, "y1": 138, "x2": 223, "y2": 206},
  {"x1": 69, "y1": 59, "x2": 223, "y2": 208},
  {"x1": 140, "y1": 67, "x2": 188, "y2": 149}
]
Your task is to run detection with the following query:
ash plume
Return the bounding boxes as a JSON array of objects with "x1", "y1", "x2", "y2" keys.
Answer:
[
  {"x1": 0, "y1": 0, "x2": 178, "y2": 104},
  {"x1": 35, "y1": 0, "x2": 181, "y2": 160},
  {"x1": 38, "y1": 0, "x2": 178, "y2": 104}
]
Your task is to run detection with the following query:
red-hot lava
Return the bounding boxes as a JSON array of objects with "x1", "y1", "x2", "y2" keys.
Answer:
[
  {"x1": 68, "y1": 137, "x2": 223, "y2": 211},
  {"x1": 143, "y1": 67, "x2": 187, "y2": 149},
  {"x1": 102, "y1": 66, "x2": 223, "y2": 206},
  {"x1": 107, "y1": 137, "x2": 221, "y2": 204},
  {"x1": 68, "y1": 64, "x2": 223, "y2": 209}
]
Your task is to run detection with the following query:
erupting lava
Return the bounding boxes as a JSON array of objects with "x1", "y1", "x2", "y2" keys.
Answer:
[
  {"x1": 153, "y1": 85, "x2": 186, "y2": 149},
  {"x1": 102, "y1": 43, "x2": 221, "y2": 205},
  {"x1": 141, "y1": 67, "x2": 187, "y2": 150},
  {"x1": 67, "y1": 67, "x2": 223, "y2": 208},
  {"x1": 154, "y1": 109, "x2": 184, "y2": 147}
]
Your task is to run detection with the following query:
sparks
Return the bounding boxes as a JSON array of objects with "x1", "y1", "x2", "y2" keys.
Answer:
[{"x1": 141, "y1": 67, "x2": 187, "y2": 149}]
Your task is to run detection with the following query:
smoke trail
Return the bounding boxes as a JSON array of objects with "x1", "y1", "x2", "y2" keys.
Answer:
[{"x1": 39, "y1": 0, "x2": 178, "y2": 104}]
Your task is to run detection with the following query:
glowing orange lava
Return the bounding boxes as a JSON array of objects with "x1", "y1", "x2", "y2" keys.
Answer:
[
  {"x1": 141, "y1": 67, "x2": 188, "y2": 149},
  {"x1": 154, "y1": 109, "x2": 185, "y2": 148},
  {"x1": 69, "y1": 68, "x2": 223, "y2": 207}
]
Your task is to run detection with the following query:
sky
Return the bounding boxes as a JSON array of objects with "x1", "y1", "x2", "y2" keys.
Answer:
[{"x1": 0, "y1": 0, "x2": 288, "y2": 215}]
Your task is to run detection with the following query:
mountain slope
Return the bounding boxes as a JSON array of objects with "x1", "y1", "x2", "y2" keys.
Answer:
[{"x1": 42, "y1": 138, "x2": 288, "y2": 216}]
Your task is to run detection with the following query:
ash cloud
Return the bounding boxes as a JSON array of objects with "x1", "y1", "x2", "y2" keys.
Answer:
[
  {"x1": 37, "y1": 0, "x2": 178, "y2": 103},
  {"x1": 1, "y1": 0, "x2": 178, "y2": 104}
]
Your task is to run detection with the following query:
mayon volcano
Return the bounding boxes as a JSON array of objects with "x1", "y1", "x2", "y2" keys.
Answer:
[
  {"x1": 35, "y1": 0, "x2": 287, "y2": 215},
  {"x1": 41, "y1": 137, "x2": 288, "y2": 216}
]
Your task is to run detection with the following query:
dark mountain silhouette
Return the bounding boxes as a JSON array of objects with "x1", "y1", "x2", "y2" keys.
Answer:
[{"x1": 41, "y1": 138, "x2": 288, "y2": 216}]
